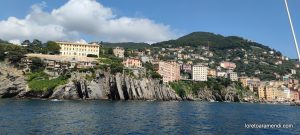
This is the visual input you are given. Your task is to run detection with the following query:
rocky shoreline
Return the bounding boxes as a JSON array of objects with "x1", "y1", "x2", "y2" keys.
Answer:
[{"x1": 1, "y1": 64, "x2": 299, "y2": 106}]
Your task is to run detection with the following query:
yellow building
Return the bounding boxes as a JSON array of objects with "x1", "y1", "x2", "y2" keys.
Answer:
[
  {"x1": 57, "y1": 41, "x2": 100, "y2": 57},
  {"x1": 258, "y1": 85, "x2": 266, "y2": 100}
]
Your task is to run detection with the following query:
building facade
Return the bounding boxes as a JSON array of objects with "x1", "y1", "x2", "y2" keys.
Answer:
[
  {"x1": 113, "y1": 47, "x2": 125, "y2": 58},
  {"x1": 192, "y1": 65, "x2": 208, "y2": 81},
  {"x1": 220, "y1": 61, "x2": 236, "y2": 70},
  {"x1": 57, "y1": 41, "x2": 100, "y2": 57},
  {"x1": 228, "y1": 72, "x2": 238, "y2": 81},
  {"x1": 158, "y1": 61, "x2": 180, "y2": 83},
  {"x1": 123, "y1": 58, "x2": 142, "y2": 68}
]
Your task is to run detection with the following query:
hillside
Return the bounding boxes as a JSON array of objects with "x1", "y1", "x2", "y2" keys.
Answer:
[
  {"x1": 102, "y1": 42, "x2": 150, "y2": 49},
  {"x1": 151, "y1": 32, "x2": 299, "y2": 80}
]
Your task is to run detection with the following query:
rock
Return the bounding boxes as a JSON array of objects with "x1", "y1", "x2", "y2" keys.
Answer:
[{"x1": 0, "y1": 65, "x2": 27, "y2": 98}]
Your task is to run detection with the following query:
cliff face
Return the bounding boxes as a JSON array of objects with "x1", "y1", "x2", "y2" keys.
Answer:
[
  {"x1": 0, "y1": 65, "x2": 180, "y2": 100},
  {"x1": 0, "y1": 65, "x2": 245, "y2": 102},
  {"x1": 0, "y1": 64, "x2": 27, "y2": 98},
  {"x1": 51, "y1": 72, "x2": 180, "y2": 100}
]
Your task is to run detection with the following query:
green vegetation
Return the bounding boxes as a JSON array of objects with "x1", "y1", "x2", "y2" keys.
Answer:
[
  {"x1": 29, "y1": 57, "x2": 45, "y2": 72},
  {"x1": 152, "y1": 32, "x2": 271, "y2": 50},
  {"x1": 98, "y1": 52, "x2": 124, "y2": 74},
  {"x1": 26, "y1": 72, "x2": 69, "y2": 92},
  {"x1": 152, "y1": 32, "x2": 300, "y2": 80},
  {"x1": 102, "y1": 42, "x2": 150, "y2": 49},
  {"x1": 0, "y1": 42, "x2": 27, "y2": 64},
  {"x1": 87, "y1": 54, "x2": 98, "y2": 58},
  {"x1": 170, "y1": 78, "x2": 247, "y2": 98},
  {"x1": 45, "y1": 41, "x2": 61, "y2": 54},
  {"x1": 144, "y1": 62, "x2": 162, "y2": 79}
]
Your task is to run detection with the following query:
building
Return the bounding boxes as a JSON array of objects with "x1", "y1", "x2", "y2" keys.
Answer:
[
  {"x1": 141, "y1": 56, "x2": 153, "y2": 63},
  {"x1": 207, "y1": 69, "x2": 217, "y2": 78},
  {"x1": 113, "y1": 47, "x2": 125, "y2": 58},
  {"x1": 123, "y1": 58, "x2": 142, "y2": 68},
  {"x1": 258, "y1": 84, "x2": 266, "y2": 100},
  {"x1": 57, "y1": 41, "x2": 100, "y2": 57},
  {"x1": 24, "y1": 54, "x2": 98, "y2": 70},
  {"x1": 228, "y1": 72, "x2": 238, "y2": 81},
  {"x1": 290, "y1": 90, "x2": 300, "y2": 101},
  {"x1": 217, "y1": 72, "x2": 227, "y2": 77},
  {"x1": 158, "y1": 61, "x2": 180, "y2": 83},
  {"x1": 192, "y1": 64, "x2": 208, "y2": 81},
  {"x1": 181, "y1": 64, "x2": 192, "y2": 73},
  {"x1": 291, "y1": 69, "x2": 297, "y2": 75},
  {"x1": 239, "y1": 77, "x2": 260, "y2": 88},
  {"x1": 220, "y1": 61, "x2": 236, "y2": 70}
]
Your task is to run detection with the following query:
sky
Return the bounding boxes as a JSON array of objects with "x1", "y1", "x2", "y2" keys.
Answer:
[{"x1": 0, "y1": 0, "x2": 299, "y2": 58}]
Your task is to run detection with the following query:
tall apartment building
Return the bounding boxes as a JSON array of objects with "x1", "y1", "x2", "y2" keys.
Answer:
[
  {"x1": 158, "y1": 61, "x2": 180, "y2": 83},
  {"x1": 57, "y1": 41, "x2": 100, "y2": 57},
  {"x1": 113, "y1": 47, "x2": 125, "y2": 58},
  {"x1": 192, "y1": 64, "x2": 208, "y2": 81}
]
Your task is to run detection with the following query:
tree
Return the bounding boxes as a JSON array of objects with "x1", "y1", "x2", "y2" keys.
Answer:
[
  {"x1": 87, "y1": 54, "x2": 98, "y2": 58},
  {"x1": 108, "y1": 48, "x2": 113, "y2": 55},
  {"x1": 22, "y1": 40, "x2": 31, "y2": 46},
  {"x1": 30, "y1": 57, "x2": 45, "y2": 72},
  {"x1": 32, "y1": 39, "x2": 42, "y2": 47},
  {"x1": 46, "y1": 41, "x2": 61, "y2": 54}
]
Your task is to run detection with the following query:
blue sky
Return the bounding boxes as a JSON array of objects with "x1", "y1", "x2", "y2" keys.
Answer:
[{"x1": 0, "y1": 0, "x2": 299, "y2": 58}]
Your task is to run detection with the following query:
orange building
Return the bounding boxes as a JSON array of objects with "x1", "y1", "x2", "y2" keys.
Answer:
[{"x1": 123, "y1": 58, "x2": 142, "y2": 68}]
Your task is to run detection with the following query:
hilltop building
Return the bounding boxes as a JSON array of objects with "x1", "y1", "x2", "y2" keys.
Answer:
[
  {"x1": 57, "y1": 41, "x2": 100, "y2": 57},
  {"x1": 158, "y1": 61, "x2": 180, "y2": 83}
]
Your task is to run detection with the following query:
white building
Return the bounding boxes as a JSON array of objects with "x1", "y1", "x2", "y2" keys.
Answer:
[
  {"x1": 291, "y1": 69, "x2": 297, "y2": 75},
  {"x1": 217, "y1": 72, "x2": 227, "y2": 77},
  {"x1": 228, "y1": 72, "x2": 238, "y2": 81},
  {"x1": 192, "y1": 65, "x2": 208, "y2": 81}
]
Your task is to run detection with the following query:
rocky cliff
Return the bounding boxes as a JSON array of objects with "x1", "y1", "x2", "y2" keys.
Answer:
[
  {"x1": 50, "y1": 72, "x2": 180, "y2": 100},
  {"x1": 0, "y1": 64, "x2": 27, "y2": 98},
  {"x1": 0, "y1": 64, "x2": 180, "y2": 100}
]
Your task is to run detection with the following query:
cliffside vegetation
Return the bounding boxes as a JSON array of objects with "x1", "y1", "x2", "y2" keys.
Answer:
[
  {"x1": 170, "y1": 77, "x2": 250, "y2": 100},
  {"x1": 26, "y1": 71, "x2": 70, "y2": 93}
]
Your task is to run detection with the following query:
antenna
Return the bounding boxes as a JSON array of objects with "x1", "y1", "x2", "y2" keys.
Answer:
[{"x1": 284, "y1": 0, "x2": 300, "y2": 62}]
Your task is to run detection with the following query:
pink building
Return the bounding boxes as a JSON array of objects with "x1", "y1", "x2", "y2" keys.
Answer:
[
  {"x1": 123, "y1": 58, "x2": 142, "y2": 68},
  {"x1": 220, "y1": 61, "x2": 236, "y2": 70},
  {"x1": 158, "y1": 61, "x2": 180, "y2": 83}
]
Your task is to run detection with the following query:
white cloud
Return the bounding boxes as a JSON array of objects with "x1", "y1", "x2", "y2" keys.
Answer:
[
  {"x1": 0, "y1": 0, "x2": 176, "y2": 43},
  {"x1": 8, "y1": 39, "x2": 21, "y2": 45}
]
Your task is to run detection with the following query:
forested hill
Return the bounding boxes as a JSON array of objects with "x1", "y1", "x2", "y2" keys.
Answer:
[
  {"x1": 101, "y1": 42, "x2": 150, "y2": 49},
  {"x1": 150, "y1": 32, "x2": 299, "y2": 80},
  {"x1": 152, "y1": 32, "x2": 278, "y2": 52}
]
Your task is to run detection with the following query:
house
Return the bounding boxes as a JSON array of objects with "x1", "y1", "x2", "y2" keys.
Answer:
[
  {"x1": 123, "y1": 58, "x2": 142, "y2": 68},
  {"x1": 113, "y1": 47, "x2": 125, "y2": 58},
  {"x1": 220, "y1": 61, "x2": 236, "y2": 70}
]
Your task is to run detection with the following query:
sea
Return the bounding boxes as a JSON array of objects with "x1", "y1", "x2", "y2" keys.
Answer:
[{"x1": 0, "y1": 99, "x2": 299, "y2": 135}]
